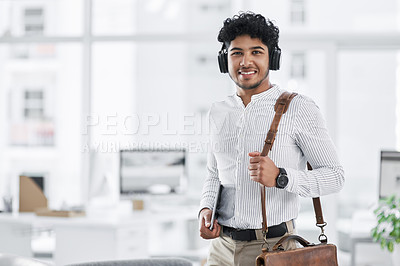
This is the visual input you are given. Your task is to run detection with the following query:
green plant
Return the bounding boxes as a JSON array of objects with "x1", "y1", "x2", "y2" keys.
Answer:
[{"x1": 371, "y1": 195, "x2": 400, "y2": 252}]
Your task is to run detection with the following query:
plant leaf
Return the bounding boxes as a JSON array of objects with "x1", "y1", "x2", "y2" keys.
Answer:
[{"x1": 388, "y1": 241, "x2": 394, "y2": 252}]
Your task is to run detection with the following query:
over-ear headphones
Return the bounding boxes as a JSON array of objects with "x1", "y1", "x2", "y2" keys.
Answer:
[
  {"x1": 217, "y1": 46, "x2": 229, "y2": 73},
  {"x1": 217, "y1": 44, "x2": 281, "y2": 73}
]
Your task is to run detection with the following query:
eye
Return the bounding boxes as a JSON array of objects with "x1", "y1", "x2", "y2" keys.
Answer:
[
  {"x1": 253, "y1": 50, "x2": 262, "y2": 55},
  {"x1": 231, "y1": 51, "x2": 242, "y2": 56}
]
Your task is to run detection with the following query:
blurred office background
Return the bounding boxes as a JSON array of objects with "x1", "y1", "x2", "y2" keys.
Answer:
[{"x1": 0, "y1": 0, "x2": 399, "y2": 265}]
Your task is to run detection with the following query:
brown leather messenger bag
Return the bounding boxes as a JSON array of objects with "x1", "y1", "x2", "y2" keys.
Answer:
[{"x1": 255, "y1": 91, "x2": 338, "y2": 266}]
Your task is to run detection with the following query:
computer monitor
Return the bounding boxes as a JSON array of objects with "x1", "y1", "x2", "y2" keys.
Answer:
[
  {"x1": 119, "y1": 148, "x2": 186, "y2": 197},
  {"x1": 379, "y1": 150, "x2": 400, "y2": 199}
]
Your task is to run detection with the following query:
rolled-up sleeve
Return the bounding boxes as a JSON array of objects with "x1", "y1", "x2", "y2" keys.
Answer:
[{"x1": 285, "y1": 98, "x2": 345, "y2": 197}]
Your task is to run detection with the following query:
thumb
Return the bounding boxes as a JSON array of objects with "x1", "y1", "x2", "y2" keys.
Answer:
[
  {"x1": 203, "y1": 213, "x2": 211, "y2": 227},
  {"x1": 249, "y1": 151, "x2": 261, "y2": 157}
]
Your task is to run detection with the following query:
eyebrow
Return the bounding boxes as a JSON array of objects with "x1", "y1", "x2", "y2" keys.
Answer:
[{"x1": 229, "y1": 46, "x2": 265, "y2": 51}]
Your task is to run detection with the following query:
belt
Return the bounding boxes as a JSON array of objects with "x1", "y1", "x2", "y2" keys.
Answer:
[{"x1": 222, "y1": 221, "x2": 289, "y2": 241}]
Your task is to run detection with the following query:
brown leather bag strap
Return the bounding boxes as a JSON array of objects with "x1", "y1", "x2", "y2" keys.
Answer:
[
  {"x1": 306, "y1": 162, "x2": 325, "y2": 225},
  {"x1": 260, "y1": 91, "x2": 297, "y2": 232},
  {"x1": 307, "y1": 162, "x2": 328, "y2": 243},
  {"x1": 260, "y1": 92, "x2": 297, "y2": 157},
  {"x1": 261, "y1": 92, "x2": 328, "y2": 243},
  {"x1": 313, "y1": 198, "x2": 325, "y2": 225},
  {"x1": 259, "y1": 93, "x2": 328, "y2": 243}
]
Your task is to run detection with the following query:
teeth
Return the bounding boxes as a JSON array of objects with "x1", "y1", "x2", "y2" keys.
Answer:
[{"x1": 241, "y1": 71, "x2": 255, "y2": 75}]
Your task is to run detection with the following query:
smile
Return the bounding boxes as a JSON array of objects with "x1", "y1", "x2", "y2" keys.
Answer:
[{"x1": 239, "y1": 70, "x2": 256, "y2": 75}]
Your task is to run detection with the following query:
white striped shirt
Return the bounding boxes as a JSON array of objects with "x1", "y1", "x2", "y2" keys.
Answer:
[{"x1": 200, "y1": 85, "x2": 345, "y2": 229}]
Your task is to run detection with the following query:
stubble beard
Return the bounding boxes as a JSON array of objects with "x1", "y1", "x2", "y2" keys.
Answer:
[{"x1": 230, "y1": 69, "x2": 270, "y2": 91}]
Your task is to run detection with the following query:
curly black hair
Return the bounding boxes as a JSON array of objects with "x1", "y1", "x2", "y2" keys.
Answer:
[{"x1": 217, "y1": 12, "x2": 279, "y2": 53}]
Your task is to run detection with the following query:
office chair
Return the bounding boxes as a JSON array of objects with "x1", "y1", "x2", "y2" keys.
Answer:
[{"x1": 0, "y1": 253, "x2": 53, "y2": 266}]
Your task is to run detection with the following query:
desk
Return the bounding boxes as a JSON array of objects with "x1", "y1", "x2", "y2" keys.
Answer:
[
  {"x1": 0, "y1": 200, "x2": 203, "y2": 265},
  {"x1": 0, "y1": 215, "x2": 32, "y2": 257},
  {"x1": 349, "y1": 210, "x2": 377, "y2": 266},
  {"x1": 53, "y1": 214, "x2": 149, "y2": 265}
]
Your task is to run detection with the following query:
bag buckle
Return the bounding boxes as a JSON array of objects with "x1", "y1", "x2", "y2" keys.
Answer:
[
  {"x1": 316, "y1": 222, "x2": 328, "y2": 243},
  {"x1": 262, "y1": 230, "x2": 270, "y2": 251}
]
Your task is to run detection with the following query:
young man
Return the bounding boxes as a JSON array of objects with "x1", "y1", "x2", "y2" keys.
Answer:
[{"x1": 198, "y1": 12, "x2": 345, "y2": 265}]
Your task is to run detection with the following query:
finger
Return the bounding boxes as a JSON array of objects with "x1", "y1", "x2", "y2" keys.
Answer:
[
  {"x1": 214, "y1": 222, "x2": 221, "y2": 237},
  {"x1": 199, "y1": 209, "x2": 211, "y2": 230},
  {"x1": 199, "y1": 224, "x2": 213, "y2": 239},
  {"x1": 204, "y1": 214, "x2": 211, "y2": 228},
  {"x1": 249, "y1": 157, "x2": 261, "y2": 163},
  {"x1": 250, "y1": 170, "x2": 261, "y2": 180},
  {"x1": 210, "y1": 221, "x2": 220, "y2": 237},
  {"x1": 249, "y1": 151, "x2": 261, "y2": 157},
  {"x1": 248, "y1": 163, "x2": 259, "y2": 170},
  {"x1": 200, "y1": 230, "x2": 211, "y2": 239},
  {"x1": 249, "y1": 169, "x2": 260, "y2": 176},
  {"x1": 200, "y1": 225, "x2": 218, "y2": 240}
]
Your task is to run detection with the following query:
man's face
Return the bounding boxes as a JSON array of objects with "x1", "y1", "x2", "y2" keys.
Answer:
[{"x1": 227, "y1": 35, "x2": 270, "y2": 91}]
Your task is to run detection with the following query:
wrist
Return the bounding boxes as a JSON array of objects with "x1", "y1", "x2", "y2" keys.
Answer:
[{"x1": 276, "y1": 168, "x2": 289, "y2": 189}]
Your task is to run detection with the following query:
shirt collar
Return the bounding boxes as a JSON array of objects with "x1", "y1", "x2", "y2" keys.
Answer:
[{"x1": 233, "y1": 84, "x2": 280, "y2": 105}]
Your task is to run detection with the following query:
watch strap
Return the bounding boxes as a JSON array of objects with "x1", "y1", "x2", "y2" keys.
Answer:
[{"x1": 278, "y1": 167, "x2": 287, "y2": 175}]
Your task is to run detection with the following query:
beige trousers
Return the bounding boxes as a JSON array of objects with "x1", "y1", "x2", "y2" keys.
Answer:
[{"x1": 206, "y1": 221, "x2": 296, "y2": 266}]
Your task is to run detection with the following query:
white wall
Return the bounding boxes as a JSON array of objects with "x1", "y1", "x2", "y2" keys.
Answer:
[{"x1": 337, "y1": 50, "x2": 397, "y2": 211}]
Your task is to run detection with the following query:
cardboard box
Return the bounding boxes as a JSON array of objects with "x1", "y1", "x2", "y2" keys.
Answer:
[{"x1": 19, "y1": 175, "x2": 48, "y2": 212}]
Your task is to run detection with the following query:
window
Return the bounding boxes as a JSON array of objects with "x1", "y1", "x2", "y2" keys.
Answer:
[
  {"x1": 24, "y1": 7, "x2": 44, "y2": 35},
  {"x1": 0, "y1": 0, "x2": 83, "y2": 37},
  {"x1": 7, "y1": 72, "x2": 56, "y2": 147},
  {"x1": 290, "y1": 52, "x2": 306, "y2": 79},
  {"x1": 24, "y1": 89, "x2": 44, "y2": 119},
  {"x1": 291, "y1": 0, "x2": 305, "y2": 25},
  {"x1": 0, "y1": 0, "x2": 230, "y2": 207},
  {"x1": 1, "y1": 42, "x2": 82, "y2": 204}
]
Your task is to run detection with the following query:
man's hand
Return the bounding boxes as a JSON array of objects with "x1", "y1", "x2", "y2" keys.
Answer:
[
  {"x1": 248, "y1": 151, "x2": 279, "y2": 187},
  {"x1": 199, "y1": 208, "x2": 221, "y2": 240}
]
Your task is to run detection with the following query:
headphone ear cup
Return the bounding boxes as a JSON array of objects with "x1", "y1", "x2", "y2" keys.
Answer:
[
  {"x1": 218, "y1": 51, "x2": 228, "y2": 73},
  {"x1": 269, "y1": 47, "x2": 281, "y2": 71}
]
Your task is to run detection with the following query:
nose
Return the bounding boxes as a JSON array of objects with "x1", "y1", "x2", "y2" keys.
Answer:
[{"x1": 240, "y1": 54, "x2": 253, "y2": 67}]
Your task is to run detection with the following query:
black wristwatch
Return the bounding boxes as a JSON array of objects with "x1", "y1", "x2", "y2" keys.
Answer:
[{"x1": 276, "y1": 168, "x2": 289, "y2": 189}]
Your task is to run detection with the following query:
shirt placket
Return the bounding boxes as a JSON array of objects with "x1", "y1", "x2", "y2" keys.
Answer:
[{"x1": 234, "y1": 106, "x2": 250, "y2": 226}]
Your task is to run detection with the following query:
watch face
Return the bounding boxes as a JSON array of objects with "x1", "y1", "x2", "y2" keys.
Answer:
[{"x1": 277, "y1": 174, "x2": 288, "y2": 188}]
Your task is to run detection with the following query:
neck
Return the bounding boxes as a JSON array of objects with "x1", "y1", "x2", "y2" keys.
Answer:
[{"x1": 237, "y1": 81, "x2": 272, "y2": 107}]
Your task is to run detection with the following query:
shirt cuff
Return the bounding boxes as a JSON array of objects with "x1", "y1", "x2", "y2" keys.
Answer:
[{"x1": 284, "y1": 168, "x2": 298, "y2": 194}]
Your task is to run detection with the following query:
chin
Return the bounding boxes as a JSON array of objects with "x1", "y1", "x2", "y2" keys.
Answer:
[{"x1": 239, "y1": 82, "x2": 262, "y2": 90}]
